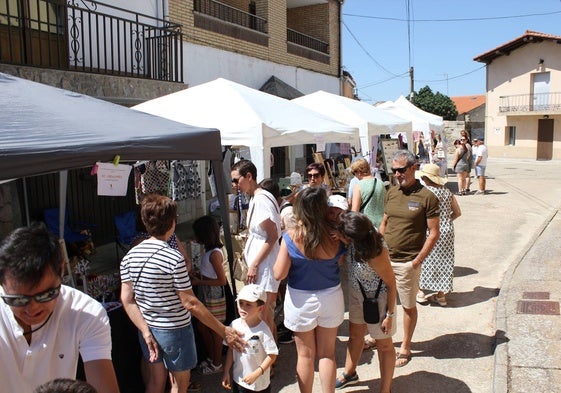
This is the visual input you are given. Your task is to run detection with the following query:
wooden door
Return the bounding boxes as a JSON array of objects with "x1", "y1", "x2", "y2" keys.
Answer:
[
  {"x1": 0, "y1": 0, "x2": 67, "y2": 67},
  {"x1": 537, "y1": 118, "x2": 554, "y2": 160}
]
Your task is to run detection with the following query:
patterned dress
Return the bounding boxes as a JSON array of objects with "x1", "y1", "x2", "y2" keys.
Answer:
[{"x1": 419, "y1": 186, "x2": 455, "y2": 293}]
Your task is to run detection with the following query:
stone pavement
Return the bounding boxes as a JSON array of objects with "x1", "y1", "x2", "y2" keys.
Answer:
[{"x1": 195, "y1": 157, "x2": 561, "y2": 393}]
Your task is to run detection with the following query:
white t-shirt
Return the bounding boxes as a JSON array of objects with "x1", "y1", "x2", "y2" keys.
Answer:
[
  {"x1": 0, "y1": 286, "x2": 111, "y2": 393},
  {"x1": 476, "y1": 144, "x2": 488, "y2": 166},
  {"x1": 227, "y1": 318, "x2": 278, "y2": 391},
  {"x1": 244, "y1": 190, "x2": 281, "y2": 292}
]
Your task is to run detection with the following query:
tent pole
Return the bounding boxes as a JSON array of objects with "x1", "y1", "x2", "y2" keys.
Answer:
[
  {"x1": 59, "y1": 171, "x2": 76, "y2": 288},
  {"x1": 211, "y1": 159, "x2": 237, "y2": 299},
  {"x1": 22, "y1": 178, "x2": 30, "y2": 226}
]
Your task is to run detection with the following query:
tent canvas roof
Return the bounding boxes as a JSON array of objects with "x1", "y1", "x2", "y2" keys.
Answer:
[
  {"x1": 292, "y1": 90, "x2": 412, "y2": 153},
  {"x1": 133, "y1": 78, "x2": 358, "y2": 178},
  {"x1": 0, "y1": 73, "x2": 223, "y2": 181}
]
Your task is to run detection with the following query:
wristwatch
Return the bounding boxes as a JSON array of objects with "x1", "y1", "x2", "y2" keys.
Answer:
[{"x1": 386, "y1": 311, "x2": 395, "y2": 318}]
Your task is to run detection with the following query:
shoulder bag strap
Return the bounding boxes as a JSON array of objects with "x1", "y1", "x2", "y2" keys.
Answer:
[
  {"x1": 359, "y1": 178, "x2": 377, "y2": 212},
  {"x1": 133, "y1": 245, "x2": 167, "y2": 290},
  {"x1": 357, "y1": 277, "x2": 383, "y2": 300}
]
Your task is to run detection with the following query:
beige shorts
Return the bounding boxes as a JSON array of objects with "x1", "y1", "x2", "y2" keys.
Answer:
[
  {"x1": 348, "y1": 285, "x2": 397, "y2": 340},
  {"x1": 391, "y1": 260, "x2": 421, "y2": 309}
]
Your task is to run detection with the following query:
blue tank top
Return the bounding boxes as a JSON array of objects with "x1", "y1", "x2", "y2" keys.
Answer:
[{"x1": 283, "y1": 233, "x2": 346, "y2": 291}]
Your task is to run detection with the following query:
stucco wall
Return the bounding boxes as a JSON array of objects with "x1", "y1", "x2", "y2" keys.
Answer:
[{"x1": 485, "y1": 40, "x2": 561, "y2": 159}]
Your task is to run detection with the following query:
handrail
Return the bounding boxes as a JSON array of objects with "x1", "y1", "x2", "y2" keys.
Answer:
[
  {"x1": 287, "y1": 28, "x2": 329, "y2": 54},
  {"x1": 499, "y1": 92, "x2": 561, "y2": 113},
  {"x1": 194, "y1": 0, "x2": 267, "y2": 33}
]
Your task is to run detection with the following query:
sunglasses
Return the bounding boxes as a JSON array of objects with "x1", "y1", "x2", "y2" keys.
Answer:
[
  {"x1": 391, "y1": 165, "x2": 410, "y2": 174},
  {"x1": 308, "y1": 173, "x2": 321, "y2": 179},
  {"x1": 231, "y1": 175, "x2": 244, "y2": 184},
  {"x1": 1, "y1": 284, "x2": 61, "y2": 307}
]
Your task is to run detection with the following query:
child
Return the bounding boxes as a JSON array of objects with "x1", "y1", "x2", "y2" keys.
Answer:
[
  {"x1": 222, "y1": 284, "x2": 278, "y2": 393},
  {"x1": 191, "y1": 215, "x2": 228, "y2": 374}
]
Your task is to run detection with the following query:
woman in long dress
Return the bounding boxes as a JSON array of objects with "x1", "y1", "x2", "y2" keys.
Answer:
[{"x1": 415, "y1": 164, "x2": 462, "y2": 306}]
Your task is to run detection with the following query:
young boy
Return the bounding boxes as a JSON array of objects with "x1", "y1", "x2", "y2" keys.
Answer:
[{"x1": 222, "y1": 284, "x2": 278, "y2": 393}]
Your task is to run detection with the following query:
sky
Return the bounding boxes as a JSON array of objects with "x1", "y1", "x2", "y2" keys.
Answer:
[{"x1": 341, "y1": 0, "x2": 561, "y2": 103}]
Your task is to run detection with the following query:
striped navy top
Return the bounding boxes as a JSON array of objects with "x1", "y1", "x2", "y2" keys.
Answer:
[{"x1": 120, "y1": 238, "x2": 192, "y2": 329}]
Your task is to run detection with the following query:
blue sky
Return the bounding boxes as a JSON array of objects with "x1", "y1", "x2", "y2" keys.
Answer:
[{"x1": 341, "y1": 0, "x2": 561, "y2": 103}]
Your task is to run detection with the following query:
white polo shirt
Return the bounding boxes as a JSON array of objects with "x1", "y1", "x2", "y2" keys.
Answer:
[{"x1": 0, "y1": 285, "x2": 112, "y2": 393}]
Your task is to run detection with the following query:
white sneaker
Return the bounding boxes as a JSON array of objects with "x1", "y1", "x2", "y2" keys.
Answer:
[{"x1": 200, "y1": 362, "x2": 223, "y2": 375}]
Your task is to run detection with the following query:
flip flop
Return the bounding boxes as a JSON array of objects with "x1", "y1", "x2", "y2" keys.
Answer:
[{"x1": 395, "y1": 352, "x2": 411, "y2": 368}]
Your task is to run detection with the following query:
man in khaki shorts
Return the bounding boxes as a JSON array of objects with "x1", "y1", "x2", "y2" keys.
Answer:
[{"x1": 379, "y1": 150, "x2": 440, "y2": 368}]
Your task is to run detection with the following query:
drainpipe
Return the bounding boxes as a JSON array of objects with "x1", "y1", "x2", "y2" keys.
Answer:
[{"x1": 338, "y1": 0, "x2": 344, "y2": 93}]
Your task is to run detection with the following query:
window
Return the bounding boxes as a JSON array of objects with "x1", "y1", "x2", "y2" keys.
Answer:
[{"x1": 507, "y1": 126, "x2": 516, "y2": 146}]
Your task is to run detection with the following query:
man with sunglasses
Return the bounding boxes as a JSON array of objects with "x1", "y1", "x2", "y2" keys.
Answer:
[
  {"x1": 0, "y1": 223, "x2": 119, "y2": 393},
  {"x1": 379, "y1": 150, "x2": 440, "y2": 369}
]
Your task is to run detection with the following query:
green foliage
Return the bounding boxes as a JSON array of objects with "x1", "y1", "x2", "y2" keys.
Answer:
[{"x1": 409, "y1": 85, "x2": 458, "y2": 120}]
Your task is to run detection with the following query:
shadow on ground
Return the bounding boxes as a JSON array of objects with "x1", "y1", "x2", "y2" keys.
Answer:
[{"x1": 453, "y1": 265, "x2": 478, "y2": 277}]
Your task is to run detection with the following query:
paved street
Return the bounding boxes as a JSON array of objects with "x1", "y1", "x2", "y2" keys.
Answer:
[{"x1": 197, "y1": 157, "x2": 561, "y2": 393}]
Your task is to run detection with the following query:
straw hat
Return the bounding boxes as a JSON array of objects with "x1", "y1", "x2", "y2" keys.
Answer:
[{"x1": 415, "y1": 163, "x2": 447, "y2": 185}]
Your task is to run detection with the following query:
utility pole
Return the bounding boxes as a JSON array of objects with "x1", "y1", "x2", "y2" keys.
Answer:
[
  {"x1": 439, "y1": 73, "x2": 449, "y2": 95},
  {"x1": 409, "y1": 66, "x2": 415, "y2": 103}
]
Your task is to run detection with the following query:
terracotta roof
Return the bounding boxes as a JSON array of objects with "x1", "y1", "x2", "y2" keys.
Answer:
[
  {"x1": 451, "y1": 95, "x2": 486, "y2": 115},
  {"x1": 474, "y1": 30, "x2": 561, "y2": 64}
]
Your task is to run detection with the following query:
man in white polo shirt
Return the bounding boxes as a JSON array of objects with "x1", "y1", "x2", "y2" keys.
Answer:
[{"x1": 0, "y1": 223, "x2": 119, "y2": 393}]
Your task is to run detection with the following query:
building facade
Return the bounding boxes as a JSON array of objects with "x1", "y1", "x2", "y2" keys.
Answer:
[{"x1": 474, "y1": 30, "x2": 561, "y2": 160}]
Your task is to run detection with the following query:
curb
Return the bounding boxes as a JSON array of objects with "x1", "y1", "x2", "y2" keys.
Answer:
[{"x1": 492, "y1": 208, "x2": 559, "y2": 393}]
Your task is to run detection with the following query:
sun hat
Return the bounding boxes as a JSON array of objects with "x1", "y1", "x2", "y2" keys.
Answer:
[
  {"x1": 415, "y1": 163, "x2": 448, "y2": 185},
  {"x1": 237, "y1": 284, "x2": 267, "y2": 303},
  {"x1": 328, "y1": 194, "x2": 349, "y2": 211}
]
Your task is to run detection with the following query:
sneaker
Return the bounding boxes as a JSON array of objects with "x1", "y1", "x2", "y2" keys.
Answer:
[
  {"x1": 335, "y1": 372, "x2": 359, "y2": 389},
  {"x1": 475, "y1": 190, "x2": 485, "y2": 195},
  {"x1": 278, "y1": 330, "x2": 294, "y2": 344},
  {"x1": 200, "y1": 362, "x2": 223, "y2": 375}
]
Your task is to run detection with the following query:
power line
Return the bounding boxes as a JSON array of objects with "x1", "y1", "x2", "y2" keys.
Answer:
[
  {"x1": 342, "y1": 20, "x2": 405, "y2": 77},
  {"x1": 416, "y1": 65, "x2": 486, "y2": 83},
  {"x1": 343, "y1": 9, "x2": 561, "y2": 22}
]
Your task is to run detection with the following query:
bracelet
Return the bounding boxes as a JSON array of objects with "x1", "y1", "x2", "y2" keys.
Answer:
[
  {"x1": 258, "y1": 366, "x2": 264, "y2": 375},
  {"x1": 386, "y1": 311, "x2": 395, "y2": 318}
]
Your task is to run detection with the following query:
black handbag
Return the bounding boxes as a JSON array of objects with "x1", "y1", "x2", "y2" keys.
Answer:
[{"x1": 357, "y1": 278, "x2": 383, "y2": 324}]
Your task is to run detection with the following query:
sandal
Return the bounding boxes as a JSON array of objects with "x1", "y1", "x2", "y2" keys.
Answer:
[
  {"x1": 335, "y1": 372, "x2": 359, "y2": 389},
  {"x1": 395, "y1": 352, "x2": 411, "y2": 368},
  {"x1": 416, "y1": 292, "x2": 428, "y2": 304},
  {"x1": 435, "y1": 295, "x2": 447, "y2": 306},
  {"x1": 187, "y1": 381, "x2": 201, "y2": 392},
  {"x1": 363, "y1": 337, "x2": 377, "y2": 351}
]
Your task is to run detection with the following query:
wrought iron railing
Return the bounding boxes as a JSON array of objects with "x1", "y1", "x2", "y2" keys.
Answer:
[
  {"x1": 194, "y1": 0, "x2": 267, "y2": 34},
  {"x1": 287, "y1": 28, "x2": 329, "y2": 54},
  {"x1": 0, "y1": 0, "x2": 183, "y2": 82},
  {"x1": 499, "y1": 92, "x2": 561, "y2": 113}
]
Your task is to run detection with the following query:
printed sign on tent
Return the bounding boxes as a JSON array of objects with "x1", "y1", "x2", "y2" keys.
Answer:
[{"x1": 96, "y1": 162, "x2": 131, "y2": 196}]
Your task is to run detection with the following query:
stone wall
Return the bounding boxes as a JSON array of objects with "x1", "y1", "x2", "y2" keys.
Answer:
[{"x1": 0, "y1": 65, "x2": 186, "y2": 106}]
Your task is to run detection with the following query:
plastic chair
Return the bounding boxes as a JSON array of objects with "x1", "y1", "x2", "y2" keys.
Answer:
[
  {"x1": 43, "y1": 208, "x2": 90, "y2": 244},
  {"x1": 114, "y1": 211, "x2": 138, "y2": 259}
]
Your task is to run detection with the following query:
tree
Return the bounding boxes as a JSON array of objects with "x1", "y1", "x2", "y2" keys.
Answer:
[{"x1": 410, "y1": 86, "x2": 458, "y2": 120}]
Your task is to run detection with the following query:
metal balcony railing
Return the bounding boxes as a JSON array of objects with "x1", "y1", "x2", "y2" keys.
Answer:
[
  {"x1": 499, "y1": 92, "x2": 561, "y2": 113},
  {"x1": 287, "y1": 28, "x2": 329, "y2": 54},
  {"x1": 0, "y1": 0, "x2": 183, "y2": 82},
  {"x1": 194, "y1": 0, "x2": 267, "y2": 34}
]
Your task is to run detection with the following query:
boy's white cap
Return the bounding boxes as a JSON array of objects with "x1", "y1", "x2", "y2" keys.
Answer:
[
  {"x1": 237, "y1": 284, "x2": 267, "y2": 303},
  {"x1": 328, "y1": 194, "x2": 349, "y2": 211},
  {"x1": 290, "y1": 172, "x2": 303, "y2": 186}
]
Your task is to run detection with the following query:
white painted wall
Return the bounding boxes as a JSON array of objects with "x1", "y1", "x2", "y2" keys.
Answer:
[{"x1": 183, "y1": 42, "x2": 340, "y2": 94}]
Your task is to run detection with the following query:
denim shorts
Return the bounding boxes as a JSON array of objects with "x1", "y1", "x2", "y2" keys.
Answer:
[
  {"x1": 475, "y1": 165, "x2": 486, "y2": 177},
  {"x1": 138, "y1": 324, "x2": 197, "y2": 372}
]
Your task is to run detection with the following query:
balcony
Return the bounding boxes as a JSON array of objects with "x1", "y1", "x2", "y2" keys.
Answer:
[
  {"x1": 193, "y1": 0, "x2": 268, "y2": 46},
  {"x1": 0, "y1": 0, "x2": 183, "y2": 82},
  {"x1": 499, "y1": 92, "x2": 561, "y2": 115}
]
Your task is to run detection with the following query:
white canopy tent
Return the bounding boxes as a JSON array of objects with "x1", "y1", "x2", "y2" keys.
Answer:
[
  {"x1": 292, "y1": 91, "x2": 413, "y2": 157},
  {"x1": 377, "y1": 96, "x2": 445, "y2": 166},
  {"x1": 133, "y1": 78, "x2": 359, "y2": 179}
]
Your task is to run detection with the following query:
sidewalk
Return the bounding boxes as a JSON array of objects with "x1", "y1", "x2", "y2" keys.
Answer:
[{"x1": 196, "y1": 157, "x2": 561, "y2": 392}]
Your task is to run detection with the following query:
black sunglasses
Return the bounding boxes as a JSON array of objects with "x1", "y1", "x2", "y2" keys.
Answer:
[
  {"x1": 1, "y1": 284, "x2": 61, "y2": 307},
  {"x1": 231, "y1": 175, "x2": 244, "y2": 184},
  {"x1": 391, "y1": 165, "x2": 411, "y2": 174},
  {"x1": 308, "y1": 173, "x2": 321, "y2": 179}
]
